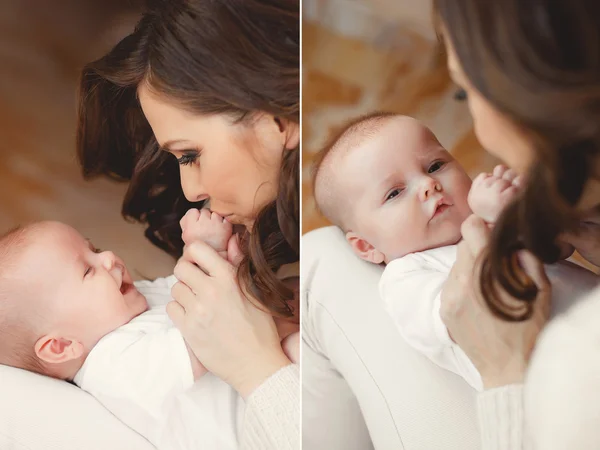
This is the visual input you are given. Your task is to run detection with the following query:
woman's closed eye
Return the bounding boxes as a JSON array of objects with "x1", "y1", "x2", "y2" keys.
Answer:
[
  {"x1": 177, "y1": 151, "x2": 200, "y2": 166},
  {"x1": 428, "y1": 160, "x2": 446, "y2": 173}
]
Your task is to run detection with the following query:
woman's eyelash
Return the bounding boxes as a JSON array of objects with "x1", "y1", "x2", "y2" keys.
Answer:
[
  {"x1": 177, "y1": 151, "x2": 199, "y2": 166},
  {"x1": 453, "y1": 88, "x2": 468, "y2": 101}
]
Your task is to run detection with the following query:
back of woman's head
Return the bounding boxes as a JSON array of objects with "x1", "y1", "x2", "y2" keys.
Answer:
[
  {"x1": 435, "y1": 0, "x2": 600, "y2": 320},
  {"x1": 77, "y1": 0, "x2": 299, "y2": 317}
]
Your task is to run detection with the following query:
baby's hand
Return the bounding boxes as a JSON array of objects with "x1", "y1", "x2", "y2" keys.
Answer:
[
  {"x1": 468, "y1": 165, "x2": 521, "y2": 223},
  {"x1": 180, "y1": 208, "x2": 233, "y2": 257}
]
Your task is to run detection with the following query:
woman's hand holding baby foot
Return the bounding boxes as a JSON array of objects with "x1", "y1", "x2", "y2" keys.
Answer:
[
  {"x1": 468, "y1": 164, "x2": 521, "y2": 223},
  {"x1": 180, "y1": 208, "x2": 233, "y2": 259},
  {"x1": 169, "y1": 240, "x2": 291, "y2": 399}
]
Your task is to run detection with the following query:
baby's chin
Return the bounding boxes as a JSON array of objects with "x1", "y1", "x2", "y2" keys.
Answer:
[{"x1": 123, "y1": 286, "x2": 149, "y2": 319}]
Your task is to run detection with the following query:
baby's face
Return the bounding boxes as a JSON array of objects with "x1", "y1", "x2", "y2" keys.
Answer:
[
  {"x1": 344, "y1": 118, "x2": 472, "y2": 262},
  {"x1": 21, "y1": 222, "x2": 148, "y2": 350}
]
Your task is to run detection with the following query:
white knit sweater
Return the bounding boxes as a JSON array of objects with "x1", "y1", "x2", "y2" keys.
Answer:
[
  {"x1": 240, "y1": 364, "x2": 300, "y2": 450},
  {"x1": 479, "y1": 285, "x2": 600, "y2": 450},
  {"x1": 478, "y1": 385, "x2": 525, "y2": 449}
]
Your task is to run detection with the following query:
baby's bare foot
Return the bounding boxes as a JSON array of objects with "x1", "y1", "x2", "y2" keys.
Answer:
[{"x1": 180, "y1": 208, "x2": 233, "y2": 254}]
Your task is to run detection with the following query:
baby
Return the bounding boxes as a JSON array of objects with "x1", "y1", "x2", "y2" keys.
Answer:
[
  {"x1": 0, "y1": 214, "x2": 232, "y2": 446},
  {"x1": 313, "y1": 112, "x2": 598, "y2": 390}
]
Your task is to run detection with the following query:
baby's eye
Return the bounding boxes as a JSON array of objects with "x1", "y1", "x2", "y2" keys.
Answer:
[
  {"x1": 84, "y1": 266, "x2": 93, "y2": 278},
  {"x1": 428, "y1": 161, "x2": 445, "y2": 173},
  {"x1": 177, "y1": 151, "x2": 199, "y2": 166},
  {"x1": 385, "y1": 188, "x2": 403, "y2": 201}
]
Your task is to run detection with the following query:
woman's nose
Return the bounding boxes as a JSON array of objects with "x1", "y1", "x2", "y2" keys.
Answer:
[
  {"x1": 419, "y1": 176, "x2": 442, "y2": 202},
  {"x1": 180, "y1": 167, "x2": 209, "y2": 203}
]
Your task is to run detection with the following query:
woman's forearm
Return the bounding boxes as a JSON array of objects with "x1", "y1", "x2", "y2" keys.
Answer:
[
  {"x1": 478, "y1": 384, "x2": 527, "y2": 450},
  {"x1": 240, "y1": 364, "x2": 300, "y2": 450}
]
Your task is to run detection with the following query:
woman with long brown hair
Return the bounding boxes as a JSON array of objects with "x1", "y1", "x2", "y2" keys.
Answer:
[
  {"x1": 77, "y1": 0, "x2": 299, "y2": 448},
  {"x1": 434, "y1": 0, "x2": 600, "y2": 447}
]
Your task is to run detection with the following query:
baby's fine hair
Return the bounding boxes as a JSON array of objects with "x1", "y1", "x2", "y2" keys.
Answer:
[
  {"x1": 0, "y1": 225, "x2": 45, "y2": 374},
  {"x1": 312, "y1": 111, "x2": 398, "y2": 230}
]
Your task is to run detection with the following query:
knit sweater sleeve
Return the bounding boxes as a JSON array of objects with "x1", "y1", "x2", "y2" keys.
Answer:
[
  {"x1": 240, "y1": 364, "x2": 300, "y2": 450},
  {"x1": 478, "y1": 384, "x2": 527, "y2": 450}
]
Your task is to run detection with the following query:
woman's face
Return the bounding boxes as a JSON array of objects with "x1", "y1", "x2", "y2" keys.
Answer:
[
  {"x1": 444, "y1": 38, "x2": 536, "y2": 175},
  {"x1": 138, "y1": 84, "x2": 299, "y2": 228}
]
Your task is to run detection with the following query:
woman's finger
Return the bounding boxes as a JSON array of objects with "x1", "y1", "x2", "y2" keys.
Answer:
[
  {"x1": 166, "y1": 300, "x2": 186, "y2": 328},
  {"x1": 171, "y1": 279, "x2": 193, "y2": 302},
  {"x1": 461, "y1": 214, "x2": 491, "y2": 256},
  {"x1": 171, "y1": 279, "x2": 205, "y2": 314},
  {"x1": 174, "y1": 259, "x2": 209, "y2": 294},
  {"x1": 183, "y1": 240, "x2": 233, "y2": 277},
  {"x1": 517, "y1": 250, "x2": 550, "y2": 292},
  {"x1": 227, "y1": 233, "x2": 244, "y2": 267}
]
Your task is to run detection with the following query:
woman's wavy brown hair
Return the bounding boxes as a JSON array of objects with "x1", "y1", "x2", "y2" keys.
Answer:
[
  {"x1": 434, "y1": 0, "x2": 600, "y2": 320},
  {"x1": 76, "y1": 0, "x2": 299, "y2": 317}
]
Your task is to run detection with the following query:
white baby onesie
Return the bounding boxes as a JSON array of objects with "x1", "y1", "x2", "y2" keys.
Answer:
[
  {"x1": 379, "y1": 245, "x2": 600, "y2": 392},
  {"x1": 74, "y1": 275, "x2": 195, "y2": 446},
  {"x1": 379, "y1": 246, "x2": 483, "y2": 390}
]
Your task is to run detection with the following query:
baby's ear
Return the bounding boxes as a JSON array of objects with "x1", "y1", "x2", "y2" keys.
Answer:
[
  {"x1": 346, "y1": 232, "x2": 385, "y2": 264},
  {"x1": 34, "y1": 335, "x2": 84, "y2": 365}
]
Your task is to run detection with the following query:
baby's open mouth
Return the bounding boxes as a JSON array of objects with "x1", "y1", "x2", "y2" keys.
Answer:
[{"x1": 120, "y1": 283, "x2": 132, "y2": 295}]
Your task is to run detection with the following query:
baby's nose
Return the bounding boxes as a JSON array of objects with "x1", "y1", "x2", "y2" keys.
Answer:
[
  {"x1": 100, "y1": 251, "x2": 117, "y2": 270},
  {"x1": 419, "y1": 177, "x2": 442, "y2": 201}
]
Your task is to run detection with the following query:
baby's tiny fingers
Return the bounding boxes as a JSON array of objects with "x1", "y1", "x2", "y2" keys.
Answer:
[
  {"x1": 211, "y1": 211, "x2": 223, "y2": 221},
  {"x1": 472, "y1": 172, "x2": 491, "y2": 185}
]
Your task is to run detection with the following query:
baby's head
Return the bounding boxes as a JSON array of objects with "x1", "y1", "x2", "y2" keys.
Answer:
[
  {"x1": 0, "y1": 221, "x2": 148, "y2": 379},
  {"x1": 313, "y1": 113, "x2": 472, "y2": 264}
]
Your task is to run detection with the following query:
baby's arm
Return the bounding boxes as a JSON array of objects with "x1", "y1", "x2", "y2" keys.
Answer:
[
  {"x1": 468, "y1": 165, "x2": 521, "y2": 224},
  {"x1": 180, "y1": 208, "x2": 233, "y2": 259},
  {"x1": 74, "y1": 326, "x2": 207, "y2": 435},
  {"x1": 380, "y1": 255, "x2": 482, "y2": 390}
]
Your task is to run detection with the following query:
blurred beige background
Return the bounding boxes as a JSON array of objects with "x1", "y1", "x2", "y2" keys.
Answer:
[
  {"x1": 302, "y1": 0, "x2": 498, "y2": 233},
  {"x1": 0, "y1": 0, "x2": 174, "y2": 279}
]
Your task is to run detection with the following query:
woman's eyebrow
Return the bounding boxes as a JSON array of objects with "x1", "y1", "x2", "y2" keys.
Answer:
[{"x1": 159, "y1": 139, "x2": 189, "y2": 152}]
